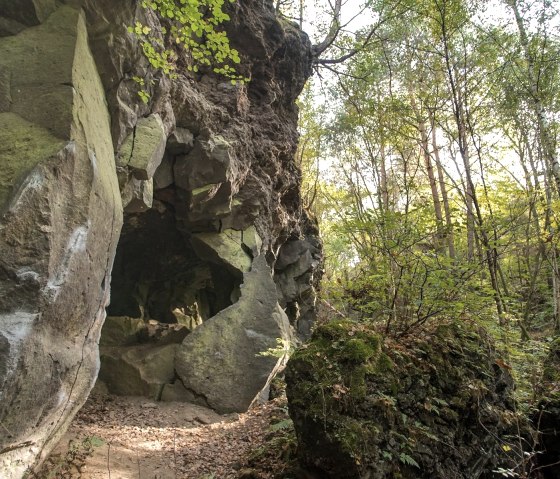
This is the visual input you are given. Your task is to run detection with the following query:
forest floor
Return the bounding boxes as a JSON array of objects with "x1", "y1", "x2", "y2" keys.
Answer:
[{"x1": 37, "y1": 386, "x2": 297, "y2": 479}]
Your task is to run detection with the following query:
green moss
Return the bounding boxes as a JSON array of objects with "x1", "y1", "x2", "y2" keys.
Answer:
[
  {"x1": 289, "y1": 320, "x2": 391, "y2": 424},
  {"x1": 349, "y1": 365, "x2": 367, "y2": 400},
  {"x1": 314, "y1": 320, "x2": 381, "y2": 356},
  {"x1": 315, "y1": 319, "x2": 357, "y2": 340},
  {"x1": 0, "y1": 112, "x2": 65, "y2": 208},
  {"x1": 376, "y1": 352, "x2": 394, "y2": 373},
  {"x1": 287, "y1": 320, "x2": 518, "y2": 478},
  {"x1": 334, "y1": 417, "x2": 373, "y2": 460},
  {"x1": 340, "y1": 338, "x2": 377, "y2": 362}
]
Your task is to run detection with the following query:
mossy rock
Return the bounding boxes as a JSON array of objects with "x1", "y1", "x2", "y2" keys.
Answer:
[
  {"x1": 533, "y1": 336, "x2": 560, "y2": 478},
  {"x1": 286, "y1": 320, "x2": 521, "y2": 479}
]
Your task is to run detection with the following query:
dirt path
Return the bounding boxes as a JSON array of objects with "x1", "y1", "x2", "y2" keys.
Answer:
[{"x1": 41, "y1": 390, "x2": 282, "y2": 479}]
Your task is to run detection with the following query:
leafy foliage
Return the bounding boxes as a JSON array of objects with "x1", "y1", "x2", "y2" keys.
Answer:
[
  {"x1": 296, "y1": 13, "x2": 560, "y2": 474},
  {"x1": 299, "y1": 0, "x2": 560, "y2": 343},
  {"x1": 129, "y1": 0, "x2": 247, "y2": 102}
]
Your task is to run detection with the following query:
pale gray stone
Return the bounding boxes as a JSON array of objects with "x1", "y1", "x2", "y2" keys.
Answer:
[
  {"x1": 175, "y1": 256, "x2": 292, "y2": 413},
  {"x1": 0, "y1": 8, "x2": 122, "y2": 477},
  {"x1": 117, "y1": 113, "x2": 166, "y2": 180}
]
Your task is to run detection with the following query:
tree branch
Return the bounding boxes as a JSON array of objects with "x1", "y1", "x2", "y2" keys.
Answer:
[{"x1": 312, "y1": 0, "x2": 343, "y2": 58}]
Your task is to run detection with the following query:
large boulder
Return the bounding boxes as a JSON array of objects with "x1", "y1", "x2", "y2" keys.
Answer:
[
  {"x1": 286, "y1": 320, "x2": 522, "y2": 479},
  {"x1": 98, "y1": 343, "x2": 178, "y2": 400},
  {"x1": 533, "y1": 337, "x2": 560, "y2": 478},
  {"x1": 175, "y1": 256, "x2": 292, "y2": 413},
  {"x1": 0, "y1": 6, "x2": 122, "y2": 477}
]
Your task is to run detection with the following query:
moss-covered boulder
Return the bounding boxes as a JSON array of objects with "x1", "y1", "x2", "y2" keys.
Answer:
[
  {"x1": 286, "y1": 320, "x2": 521, "y2": 479},
  {"x1": 533, "y1": 337, "x2": 560, "y2": 478}
]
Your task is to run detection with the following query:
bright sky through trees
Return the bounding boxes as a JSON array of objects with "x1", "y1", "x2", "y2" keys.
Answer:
[{"x1": 290, "y1": 0, "x2": 560, "y2": 349}]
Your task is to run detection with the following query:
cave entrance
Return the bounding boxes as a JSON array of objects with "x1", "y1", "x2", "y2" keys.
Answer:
[
  {"x1": 107, "y1": 207, "x2": 236, "y2": 327},
  {"x1": 95, "y1": 141, "x2": 241, "y2": 401}
]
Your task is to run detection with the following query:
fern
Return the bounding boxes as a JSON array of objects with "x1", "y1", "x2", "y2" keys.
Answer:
[{"x1": 399, "y1": 452, "x2": 420, "y2": 468}]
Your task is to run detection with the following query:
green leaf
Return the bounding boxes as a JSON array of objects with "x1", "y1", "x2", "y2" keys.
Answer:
[
  {"x1": 88, "y1": 436, "x2": 106, "y2": 448},
  {"x1": 269, "y1": 419, "x2": 293, "y2": 432},
  {"x1": 399, "y1": 453, "x2": 420, "y2": 468}
]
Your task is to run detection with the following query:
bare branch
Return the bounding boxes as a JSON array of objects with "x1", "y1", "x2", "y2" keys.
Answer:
[
  {"x1": 315, "y1": 27, "x2": 379, "y2": 64},
  {"x1": 313, "y1": 0, "x2": 408, "y2": 66},
  {"x1": 312, "y1": 0, "x2": 343, "y2": 58}
]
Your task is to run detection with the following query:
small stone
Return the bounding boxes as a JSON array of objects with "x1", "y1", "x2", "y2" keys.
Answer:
[
  {"x1": 194, "y1": 415, "x2": 213, "y2": 425},
  {"x1": 166, "y1": 127, "x2": 194, "y2": 155},
  {"x1": 122, "y1": 177, "x2": 153, "y2": 213}
]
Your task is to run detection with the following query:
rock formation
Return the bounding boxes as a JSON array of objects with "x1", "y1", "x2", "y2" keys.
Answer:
[
  {"x1": 286, "y1": 320, "x2": 522, "y2": 479},
  {"x1": 175, "y1": 255, "x2": 292, "y2": 413},
  {"x1": 0, "y1": 0, "x2": 319, "y2": 475},
  {"x1": 0, "y1": 7, "x2": 122, "y2": 476},
  {"x1": 533, "y1": 338, "x2": 560, "y2": 478}
]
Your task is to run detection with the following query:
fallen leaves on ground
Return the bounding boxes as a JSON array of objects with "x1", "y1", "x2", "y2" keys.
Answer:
[{"x1": 39, "y1": 390, "x2": 298, "y2": 479}]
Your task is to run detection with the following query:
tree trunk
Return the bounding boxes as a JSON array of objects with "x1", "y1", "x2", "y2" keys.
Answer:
[
  {"x1": 440, "y1": 0, "x2": 505, "y2": 321},
  {"x1": 409, "y1": 90, "x2": 445, "y2": 250},
  {"x1": 506, "y1": 0, "x2": 560, "y2": 195},
  {"x1": 431, "y1": 115, "x2": 456, "y2": 259}
]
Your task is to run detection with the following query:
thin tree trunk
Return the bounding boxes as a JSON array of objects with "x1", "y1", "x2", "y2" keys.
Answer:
[
  {"x1": 409, "y1": 90, "x2": 445, "y2": 250},
  {"x1": 431, "y1": 115, "x2": 456, "y2": 259},
  {"x1": 439, "y1": 0, "x2": 505, "y2": 321},
  {"x1": 506, "y1": 0, "x2": 560, "y2": 195}
]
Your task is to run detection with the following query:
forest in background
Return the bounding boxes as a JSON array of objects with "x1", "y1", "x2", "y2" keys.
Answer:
[{"x1": 281, "y1": 0, "x2": 560, "y2": 409}]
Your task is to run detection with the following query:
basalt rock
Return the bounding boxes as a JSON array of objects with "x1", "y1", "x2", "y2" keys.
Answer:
[
  {"x1": 0, "y1": 0, "x2": 318, "y2": 475},
  {"x1": 286, "y1": 320, "x2": 521, "y2": 479},
  {"x1": 275, "y1": 216, "x2": 322, "y2": 339},
  {"x1": 98, "y1": 343, "x2": 178, "y2": 400},
  {"x1": 0, "y1": 7, "x2": 121, "y2": 476},
  {"x1": 175, "y1": 256, "x2": 292, "y2": 414}
]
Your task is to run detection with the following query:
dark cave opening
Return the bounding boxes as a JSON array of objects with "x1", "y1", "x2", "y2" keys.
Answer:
[
  {"x1": 96, "y1": 141, "x2": 243, "y2": 400},
  {"x1": 107, "y1": 130, "x2": 242, "y2": 331},
  {"x1": 106, "y1": 207, "x2": 239, "y2": 326}
]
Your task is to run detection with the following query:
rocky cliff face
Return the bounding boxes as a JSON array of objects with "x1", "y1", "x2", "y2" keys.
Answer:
[{"x1": 0, "y1": 1, "x2": 319, "y2": 475}]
